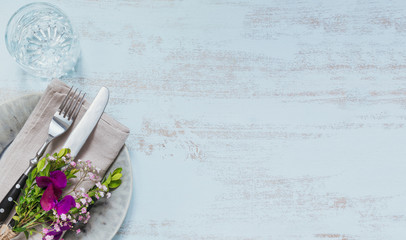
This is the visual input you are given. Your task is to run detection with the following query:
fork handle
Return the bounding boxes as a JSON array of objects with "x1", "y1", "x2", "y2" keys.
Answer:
[{"x1": 0, "y1": 174, "x2": 28, "y2": 224}]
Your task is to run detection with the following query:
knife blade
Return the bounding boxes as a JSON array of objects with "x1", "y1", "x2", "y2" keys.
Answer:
[{"x1": 63, "y1": 87, "x2": 109, "y2": 157}]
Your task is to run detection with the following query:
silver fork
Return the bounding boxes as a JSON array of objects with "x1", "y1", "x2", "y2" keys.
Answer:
[{"x1": 0, "y1": 87, "x2": 85, "y2": 224}]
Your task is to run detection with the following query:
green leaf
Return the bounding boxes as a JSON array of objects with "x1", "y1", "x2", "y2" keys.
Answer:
[
  {"x1": 41, "y1": 163, "x2": 51, "y2": 176},
  {"x1": 58, "y1": 148, "x2": 68, "y2": 158},
  {"x1": 34, "y1": 186, "x2": 41, "y2": 195},
  {"x1": 112, "y1": 173, "x2": 122, "y2": 181},
  {"x1": 109, "y1": 179, "x2": 122, "y2": 189},
  {"x1": 24, "y1": 230, "x2": 29, "y2": 238},
  {"x1": 29, "y1": 168, "x2": 37, "y2": 182},
  {"x1": 66, "y1": 174, "x2": 77, "y2": 180},
  {"x1": 25, "y1": 178, "x2": 33, "y2": 189},
  {"x1": 13, "y1": 227, "x2": 26, "y2": 233},
  {"x1": 104, "y1": 174, "x2": 112, "y2": 185},
  {"x1": 113, "y1": 168, "x2": 122, "y2": 175},
  {"x1": 37, "y1": 158, "x2": 46, "y2": 172},
  {"x1": 12, "y1": 216, "x2": 19, "y2": 221}
]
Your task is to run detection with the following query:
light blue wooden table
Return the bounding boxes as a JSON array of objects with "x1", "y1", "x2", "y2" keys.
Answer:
[{"x1": 1, "y1": 0, "x2": 406, "y2": 239}]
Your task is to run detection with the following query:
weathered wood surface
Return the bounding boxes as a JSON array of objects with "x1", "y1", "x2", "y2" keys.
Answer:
[{"x1": 1, "y1": 0, "x2": 406, "y2": 239}]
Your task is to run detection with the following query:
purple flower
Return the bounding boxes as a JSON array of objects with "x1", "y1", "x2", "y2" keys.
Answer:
[
  {"x1": 36, "y1": 171, "x2": 75, "y2": 214},
  {"x1": 37, "y1": 171, "x2": 67, "y2": 189},
  {"x1": 55, "y1": 195, "x2": 76, "y2": 215}
]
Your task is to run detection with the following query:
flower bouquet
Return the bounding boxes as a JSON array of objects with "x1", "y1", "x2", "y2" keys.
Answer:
[{"x1": 0, "y1": 148, "x2": 123, "y2": 240}]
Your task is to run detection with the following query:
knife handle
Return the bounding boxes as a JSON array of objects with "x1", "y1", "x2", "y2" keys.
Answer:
[{"x1": 0, "y1": 174, "x2": 28, "y2": 224}]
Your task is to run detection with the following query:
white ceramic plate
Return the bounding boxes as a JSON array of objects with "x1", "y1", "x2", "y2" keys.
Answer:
[{"x1": 0, "y1": 94, "x2": 132, "y2": 240}]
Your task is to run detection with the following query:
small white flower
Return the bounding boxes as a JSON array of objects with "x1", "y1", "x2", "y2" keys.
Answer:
[
  {"x1": 102, "y1": 185, "x2": 108, "y2": 191},
  {"x1": 96, "y1": 182, "x2": 102, "y2": 189},
  {"x1": 60, "y1": 214, "x2": 67, "y2": 221},
  {"x1": 107, "y1": 192, "x2": 111, "y2": 199},
  {"x1": 45, "y1": 235, "x2": 54, "y2": 240}
]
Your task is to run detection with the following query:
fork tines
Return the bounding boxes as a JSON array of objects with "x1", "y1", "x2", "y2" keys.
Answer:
[{"x1": 59, "y1": 86, "x2": 86, "y2": 120}]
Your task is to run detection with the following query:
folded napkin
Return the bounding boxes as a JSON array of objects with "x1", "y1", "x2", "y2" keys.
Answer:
[{"x1": 0, "y1": 79, "x2": 129, "y2": 239}]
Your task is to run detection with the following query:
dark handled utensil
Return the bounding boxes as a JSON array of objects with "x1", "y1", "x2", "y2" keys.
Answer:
[{"x1": 0, "y1": 87, "x2": 85, "y2": 224}]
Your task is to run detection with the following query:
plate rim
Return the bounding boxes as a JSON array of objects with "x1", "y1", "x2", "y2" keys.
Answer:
[{"x1": 108, "y1": 145, "x2": 132, "y2": 240}]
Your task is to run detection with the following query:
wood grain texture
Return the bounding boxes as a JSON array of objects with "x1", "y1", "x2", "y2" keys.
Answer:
[{"x1": 1, "y1": 0, "x2": 406, "y2": 239}]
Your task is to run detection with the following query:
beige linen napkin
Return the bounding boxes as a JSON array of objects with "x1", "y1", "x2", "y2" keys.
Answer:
[{"x1": 0, "y1": 79, "x2": 129, "y2": 238}]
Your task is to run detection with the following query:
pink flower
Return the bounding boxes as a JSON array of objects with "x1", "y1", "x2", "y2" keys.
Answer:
[
  {"x1": 43, "y1": 228, "x2": 49, "y2": 234},
  {"x1": 60, "y1": 214, "x2": 66, "y2": 221},
  {"x1": 81, "y1": 208, "x2": 87, "y2": 214},
  {"x1": 70, "y1": 161, "x2": 76, "y2": 167},
  {"x1": 76, "y1": 202, "x2": 81, "y2": 208},
  {"x1": 76, "y1": 229, "x2": 81, "y2": 234},
  {"x1": 88, "y1": 172, "x2": 95, "y2": 180}
]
